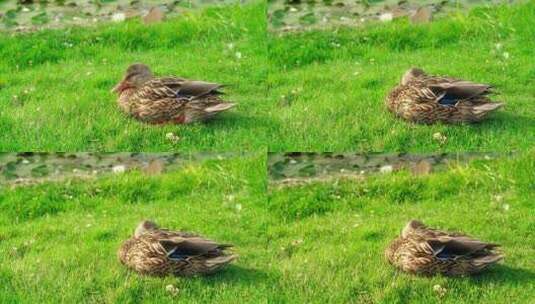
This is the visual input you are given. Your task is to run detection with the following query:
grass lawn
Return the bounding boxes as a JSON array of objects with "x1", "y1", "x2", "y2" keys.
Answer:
[
  {"x1": 1, "y1": 1, "x2": 534, "y2": 151},
  {"x1": 0, "y1": 2, "x2": 268, "y2": 151},
  {"x1": 1, "y1": 151, "x2": 533, "y2": 303},
  {"x1": 0, "y1": 153, "x2": 277, "y2": 303},
  {"x1": 266, "y1": 2, "x2": 535, "y2": 151},
  {"x1": 267, "y1": 150, "x2": 535, "y2": 303}
]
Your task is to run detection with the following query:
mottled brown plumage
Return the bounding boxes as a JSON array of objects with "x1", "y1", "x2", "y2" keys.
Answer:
[
  {"x1": 385, "y1": 220, "x2": 503, "y2": 276},
  {"x1": 386, "y1": 68, "x2": 503, "y2": 124},
  {"x1": 118, "y1": 220, "x2": 237, "y2": 276},
  {"x1": 112, "y1": 63, "x2": 235, "y2": 124}
]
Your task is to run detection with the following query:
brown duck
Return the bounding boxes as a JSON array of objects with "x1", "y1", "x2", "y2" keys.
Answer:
[
  {"x1": 118, "y1": 220, "x2": 237, "y2": 276},
  {"x1": 385, "y1": 220, "x2": 503, "y2": 276},
  {"x1": 112, "y1": 63, "x2": 235, "y2": 124},
  {"x1": 386, "y1": 68, "x2": 503, "y2": 124}
]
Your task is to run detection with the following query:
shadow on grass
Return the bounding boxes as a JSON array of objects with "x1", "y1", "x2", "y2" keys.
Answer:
[
  {"x1": 385, "y1": 263, "x2": 535, "y2": 286},
  {"x1": 388, "y1": 109, "x2": 535, "y2": 130},
  {"x1": 197, "y1": 265, "x2": 272, "y2": 287},
  {"x1": 490, "y1": 111, "x2": 535, "y2": 128},
  {"x1": 468, "y1": 264, "x2": 535, "y2": 285},
  {"x1": 447, "y1": 111, "x2": 535, "y2": 131},
  {"x1": 202, "y1": 111, "x2": 279, "y2": 130}
]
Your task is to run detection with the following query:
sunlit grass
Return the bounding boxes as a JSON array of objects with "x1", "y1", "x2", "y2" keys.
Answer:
[
  {"x1": 0, "y1": 154, "x2": 275, "y2": 303},
  {"x1": 1, "y1": 2, "x2": 534, "y2": 151},
  {"x1": 267, "y1": 150, "x2": 535, "y2": 303},
  {"x1": 0, "y1": 2, "x2": 268, "y2": 151},
  {"x1": 1, "y1": 152, "x2": 533, "y2": 302},
  {"x1": 266, "y1": 2, "x2": 535, "y2": 151}
]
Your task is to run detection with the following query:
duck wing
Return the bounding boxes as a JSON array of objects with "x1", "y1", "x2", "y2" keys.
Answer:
[
  {"x1": 133, "y1": 78, "x2": 185, "y2": 101},
  {"x1": 153, "y1": 228, "x2": 200, "y2": 239},
  {"x1": 422, "y1": 76, "x2": 493, "y2": 105},
  {"x1": 158, "y1": 236, "x2": 233, "y2": 261},
  {"x1": 134, "y1": 77, "x2": 225, "y2": 101},
  {"x1": 155, "y1": 77, "x2": 225, "y2": 98},
  {"x1": 173, "y1": 80, "x2": 225, "y2": 98},
  {"x1": 427, "y1": 236, "x2": 500, "y2": 259}
]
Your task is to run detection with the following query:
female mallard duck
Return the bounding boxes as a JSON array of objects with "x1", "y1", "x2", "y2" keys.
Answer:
[
  {"x1": 385, "y1": 220, "x2": 503, "y2": 276},
  {"x1": 112, "y1": 63, "x2": 235, "y2": 124},
  {"x1": 118, "y1": 220, "x2": 237, "y2": 276},
  {"x1": 386, "y1": 68, "x2": 503, "y2": 124}
]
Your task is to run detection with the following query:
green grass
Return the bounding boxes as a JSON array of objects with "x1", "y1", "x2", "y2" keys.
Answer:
[
  {"x1": 266, "y1": 151, "x2": 535, "y2": 303},
  {"x1": 0, "y1": 154, "x2": 278, "y2": 303},
  {"x1": 266, "y1": 2, "x2": 535, "y2": 151},
  {"x1": 1, "y1": 2, "x2": 535, "y2": 151},
  {"x1": 0, "y1": 2, "x2": 268, "y2": 151},
  {"x1": 1, "y1": 1, "x2": 534, "y2": 302},
  {"x1": 1, "y1": 151, "x2": 534, "y2": 303}
]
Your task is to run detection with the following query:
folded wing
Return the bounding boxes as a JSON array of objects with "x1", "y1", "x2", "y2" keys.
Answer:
[
  {"x1": 133, "y1": 77, "x2": 225, "y2": 102},
  {"x1": 159, "y1": 236, "x2": 232, "y2": 260}
]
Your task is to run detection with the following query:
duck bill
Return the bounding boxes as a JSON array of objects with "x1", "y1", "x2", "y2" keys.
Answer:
[{"x1": 111, "y1": 80, "x2": 128, "y2": 94}]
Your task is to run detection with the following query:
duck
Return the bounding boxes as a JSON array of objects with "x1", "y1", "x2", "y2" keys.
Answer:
[
  {"x1": 386, "y1": 68, "x2": 503, "y2": 124},
  {"x1": 111, "y1": 63, "x2": 235, "y2": 124},
  {"x1": 118, "y1": 220, "x2": 237, "y2": 276},
  {"x1": 385, "y1": 220, "x2": 503, "y2": 276}
]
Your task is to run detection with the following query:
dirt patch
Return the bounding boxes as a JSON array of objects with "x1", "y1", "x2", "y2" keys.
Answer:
[
  {"x1": 0, "y1": 0, "x2": 245, "y2": 33},
  {"x1": 0, "y1": 152, "x2": 239, "y2": 187},
  {"x1": 268, "y1": 152, "x2": 505, "y2": 186},
  {"x1": 268, "y1": 0, "x2": 525, "y2": 33}
]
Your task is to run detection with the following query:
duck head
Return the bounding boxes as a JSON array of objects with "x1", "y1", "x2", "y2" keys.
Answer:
[
  {"x1": 134, "y1": 220, "x2": 159, "y2": 237},
  {"x1": 401, "y1": 67, "x2": 426, "y2": 85},
  {"x1": 401, "y1": 219, "x2": 426, "y2": 238},
  {"x1": 112, "y1": 63, "x2": 153, "y2": 94}
]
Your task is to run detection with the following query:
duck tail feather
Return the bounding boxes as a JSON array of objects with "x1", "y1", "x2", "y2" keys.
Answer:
[
  {"x1": 472, "y1": 102, "x2": 503, "y2": 115},
  {"x1": 472, "y1": 253, "x2": 504, "y2": 267},
  {"x1": 204, "y1": 103, "x2": 236, "y2": 113},
  {"x1": 204, "y1": 254, "x2": 238, "y2": 270}
]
